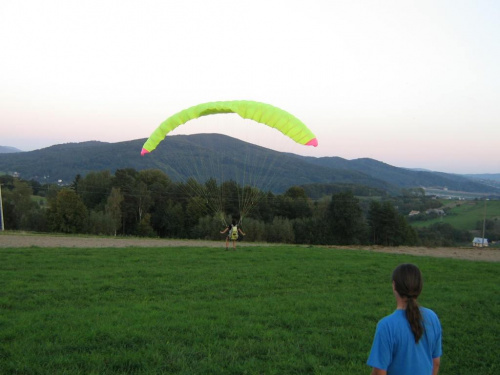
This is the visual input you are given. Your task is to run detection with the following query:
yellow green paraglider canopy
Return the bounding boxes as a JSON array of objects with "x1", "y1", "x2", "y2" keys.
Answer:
[{"x1": 141, "y1": 100, "x2": 318, "y2": 155}]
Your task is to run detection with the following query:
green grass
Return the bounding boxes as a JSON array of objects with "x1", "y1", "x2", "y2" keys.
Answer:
[
  {"x1": 1, "y1": 246, "x2": 499, "y2": 374},
  {"x1": 412, "y1": 200, "x2": 500, "y2": 230}
]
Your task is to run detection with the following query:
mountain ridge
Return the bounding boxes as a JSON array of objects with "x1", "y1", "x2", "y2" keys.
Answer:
[
  {"x1": 0, "y1": 135, "x2": 498, "y2": 195},
  {"x1": 0, "y1": 146, "x2": 23, "y2": 153}
]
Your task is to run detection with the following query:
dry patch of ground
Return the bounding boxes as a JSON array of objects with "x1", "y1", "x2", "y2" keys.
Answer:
[
  {"x1": 328, "y1": 245, "x2": 499, "y2": 262},
  {"x1": 1, "y1": 233, "x2": 498, "y2": 262},
  {"x1": 0, "y1": 233, "x2": 261, "y2": 249}
]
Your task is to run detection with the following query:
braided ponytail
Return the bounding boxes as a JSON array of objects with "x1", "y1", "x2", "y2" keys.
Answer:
[
  {"x1": 392, "y1": 264, "x2": 424, "y2": 343},
  {"x1": 405, "y1": 295, "x2": 424, "y2": 342}
]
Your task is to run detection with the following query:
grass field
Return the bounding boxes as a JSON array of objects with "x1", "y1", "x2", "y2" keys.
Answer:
[
  {"x1": 412, "y1": 199, "x2": 500, "y2": 231},
  {"x1": 1, "y1": 245, "x2": 499, "y2": 374}
]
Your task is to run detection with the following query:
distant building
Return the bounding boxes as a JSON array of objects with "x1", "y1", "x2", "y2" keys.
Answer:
[
  {"x1": 472, "y1": 237, "x2": 488, "y2": 247},
  {"x1": 408, "y1": 210, "x2": 420, "y2": 216}
]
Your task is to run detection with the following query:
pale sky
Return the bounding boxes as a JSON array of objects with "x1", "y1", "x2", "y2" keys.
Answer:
[{"x1": 1, "y1": 0, "x2": 499, "y2": 174}]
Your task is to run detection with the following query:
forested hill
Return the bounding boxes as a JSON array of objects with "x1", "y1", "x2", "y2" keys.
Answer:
[
  {"x1": 0, "y1": 134, "x2": 498, "y2": 195},
  {"x1": 300, "y1": 156, "x2": 497, "y2": 194},
  {"x1": 0, "y1": 146, "x2": 22, "y2": 153}
]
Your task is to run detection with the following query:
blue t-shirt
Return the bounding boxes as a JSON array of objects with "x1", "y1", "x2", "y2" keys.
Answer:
[{"x1": 367, "y1": 307, "x2": 442, "y2": 375}]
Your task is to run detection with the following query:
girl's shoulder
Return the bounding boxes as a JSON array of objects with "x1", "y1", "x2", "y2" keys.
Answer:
[
  {"x1": 378, "y1": 309, "x2": 405, "y2": 327},
  {"x1": 420, "y1": 307, "x2": 440, "y2": 321}
]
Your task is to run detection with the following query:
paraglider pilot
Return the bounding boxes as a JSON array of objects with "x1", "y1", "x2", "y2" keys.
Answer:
[{"x1": 220, "y1": 219, "x2": 245, "y2": 250}]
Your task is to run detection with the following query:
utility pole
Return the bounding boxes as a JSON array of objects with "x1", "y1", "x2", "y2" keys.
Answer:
[
  {"x1": 0, "y1": 184, "x2": 4, "y2": 231},
  {"x1": 481, "y1": 198, "x2": 487, "y2": 247}
]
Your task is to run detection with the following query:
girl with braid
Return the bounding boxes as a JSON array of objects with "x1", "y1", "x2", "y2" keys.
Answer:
[{"x1": 367, "y1": 264, "x2": 442, "y2": 375}]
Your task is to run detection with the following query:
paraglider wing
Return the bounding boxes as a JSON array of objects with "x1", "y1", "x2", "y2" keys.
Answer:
[{"x1": 141, "y1": 101, "x2": 318, "y2": 155}]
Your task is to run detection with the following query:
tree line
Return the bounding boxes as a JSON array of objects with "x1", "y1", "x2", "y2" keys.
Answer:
[{"x1": 0, "y1": 169, "x2": 471, "y2": 246}]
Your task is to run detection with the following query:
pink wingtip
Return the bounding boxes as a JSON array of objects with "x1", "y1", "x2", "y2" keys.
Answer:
[
  {"x1": 141, "y1": 148, "x2": 150, "y2": 156},
  {"x1": 306, "y1": 138, "x2": 318, "y2": 147}
]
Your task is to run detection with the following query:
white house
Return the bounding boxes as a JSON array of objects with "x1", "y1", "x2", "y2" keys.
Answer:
[{"x1": 472, "y1": 237, "x2": 488, "y2": 247}]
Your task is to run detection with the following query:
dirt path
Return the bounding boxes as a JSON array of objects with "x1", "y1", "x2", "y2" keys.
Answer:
[{"x1": 1, "y1": 233, "x2": 498, "y2": 262}]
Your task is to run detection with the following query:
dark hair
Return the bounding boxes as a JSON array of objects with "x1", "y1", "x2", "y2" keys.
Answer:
[{"x1": 392, "y1": 264, "x2": 424, "y2": 343}]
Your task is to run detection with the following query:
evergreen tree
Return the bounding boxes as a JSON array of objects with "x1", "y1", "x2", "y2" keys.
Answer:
[
  {"x1": 368, "y1": 200, "x2": 417, "y2": 246},
  {"x1": 77, "y1": 171, "x2": 112, "y2": 211},
  {"x1": 327, "y1": 191, "x2": 365, "y2": 245},
  {"x1": 281, "y1": 186, "x2": 312, "y2": 219}
]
